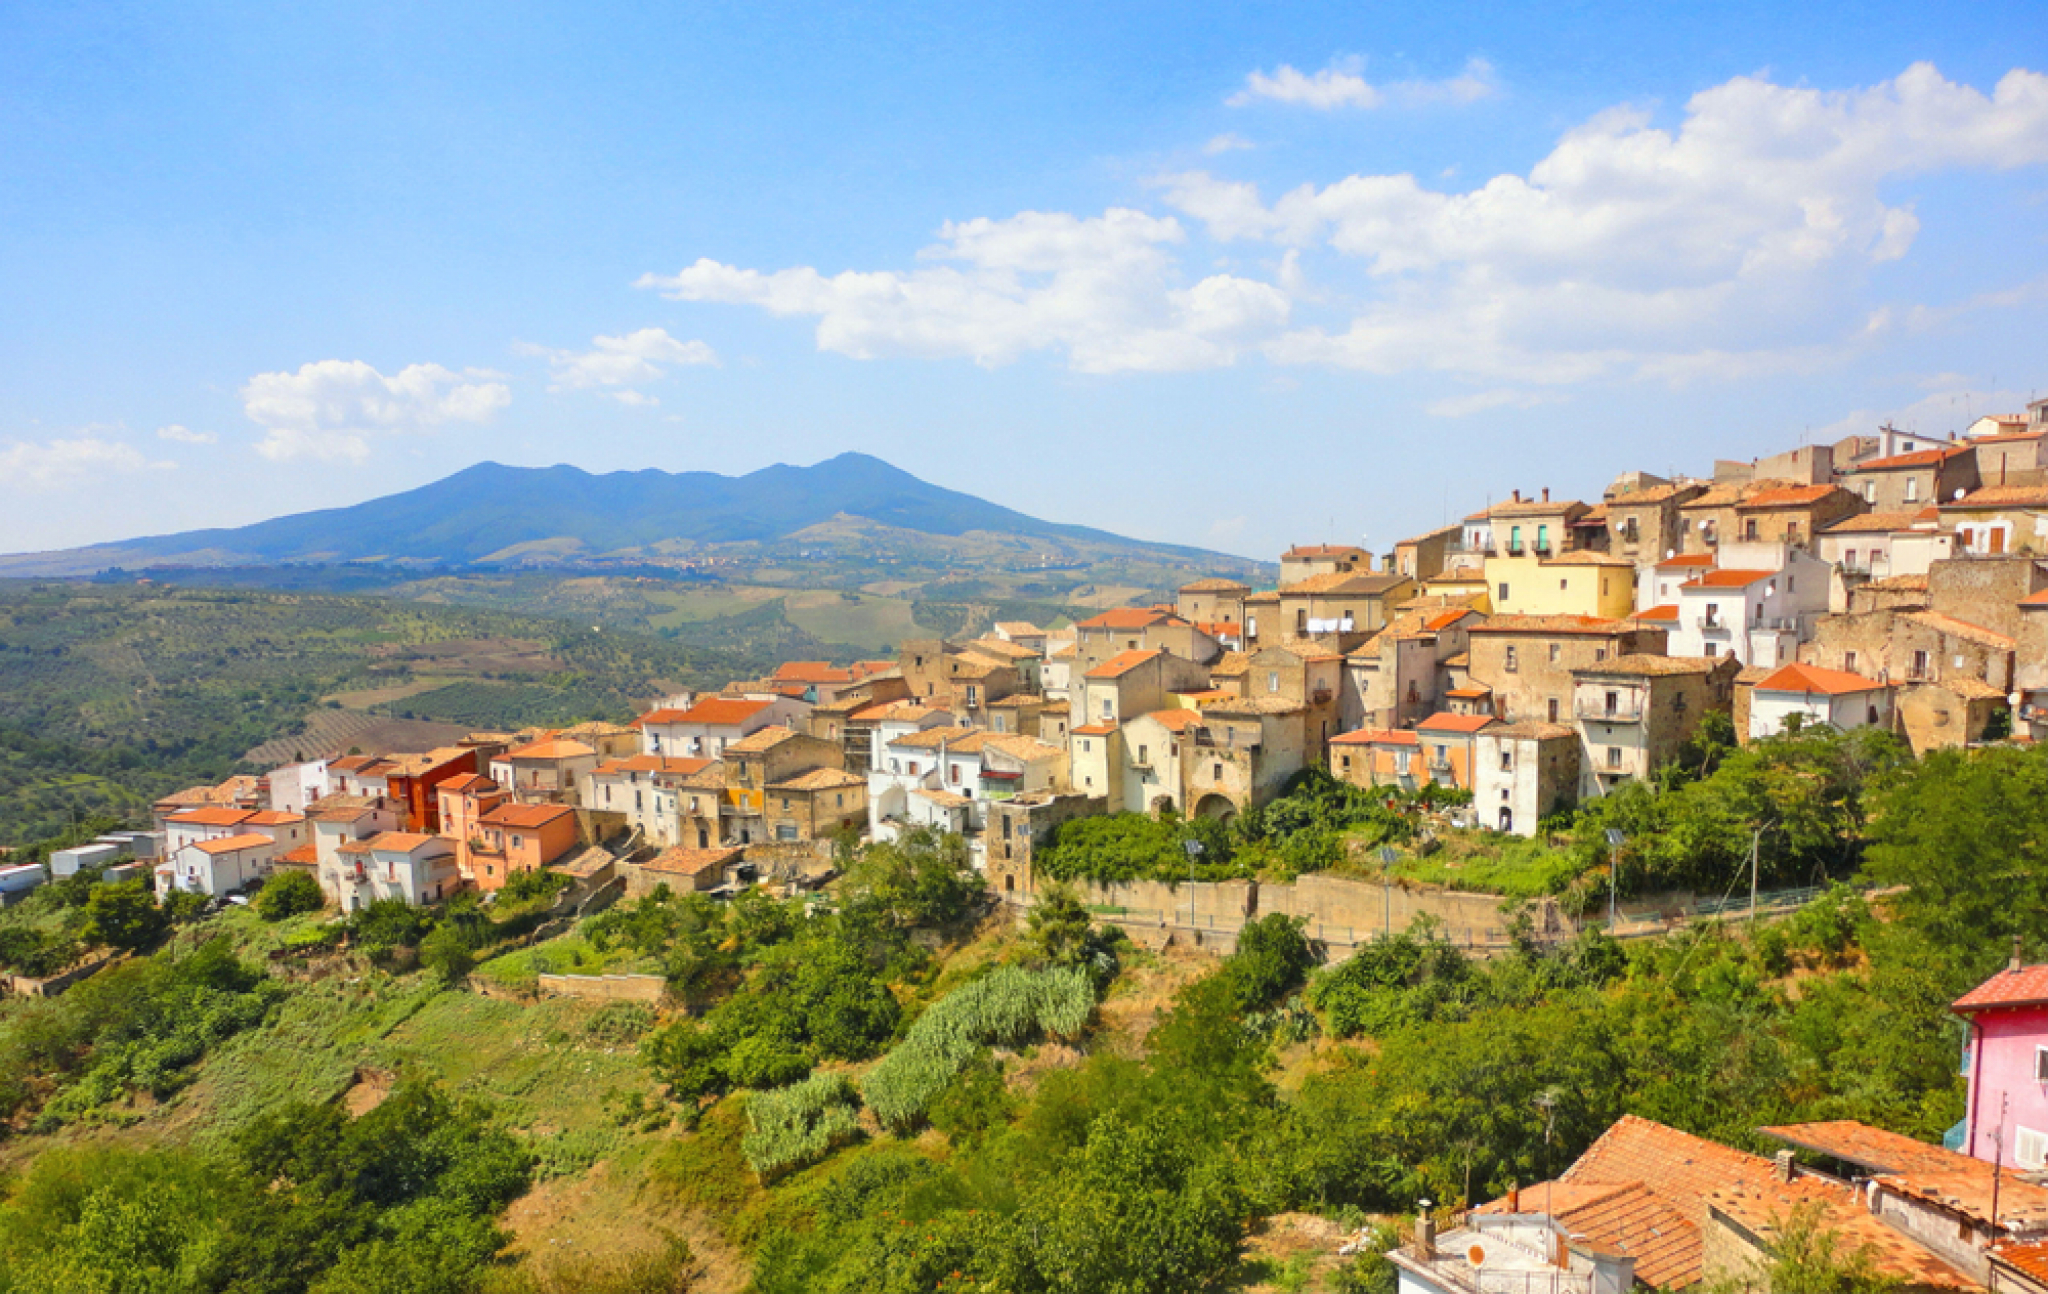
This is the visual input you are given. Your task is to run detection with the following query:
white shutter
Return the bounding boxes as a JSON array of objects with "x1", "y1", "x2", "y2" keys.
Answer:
[{"x1": 2017, "y1": 1127, "x2": 2048, "y2": 1170}]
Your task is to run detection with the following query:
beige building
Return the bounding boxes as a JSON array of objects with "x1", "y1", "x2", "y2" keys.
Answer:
[
  {"x1": 1731, "y1": 483, "x2": 1866, "y2": 548},
  {"x1": 1392, "y1": 524, "x2": 1462, "y2": 583},
  {"x1": 1488, "y1": 492, "x2": 1591, "y2": 557},
  {"x1": 1571, "y1": 655, "x2": 1737, "y2": 796},
  {"x1": 1274, "y1": 570, "x2": 1415, "y2": 642},
  {"x1": 1071, "y1": 608, "x2": 1222, "y2": 669},
  {"x1": 1472, "y1": 723, "x2": 1583, "y2": 836},
  {"x1": 1940, "y1": 485, "x2": 2048, "y2": 557},
  {"x1": 1074, "y1": 648, "x2": 1213, "y2": 730},
  {"x1": 1844, "y1": 443, "x2": 1977, "y2": 512},
  {"x1": 1603, "y1": 480, "x2": 1708, "y2": 568},
  {"x1": 1279, "y1": 543, "x2": 1371, "y2": 583},
  {"x1": 764, "y1": 768, "x2": 867, "y2": 842},
  {"x1": 1176, "y1": 577, "x2": 1252, "y2": 626},
  {"x1": 1466, "y1": 615, "x2": 1667, "y2": 728}
]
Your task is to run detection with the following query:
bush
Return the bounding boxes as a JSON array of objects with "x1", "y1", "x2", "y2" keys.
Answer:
[
  {"x1": 255, "y1": 870, "x2": 325, "y2": 921},
  {"x1": 420, "y1": 926, "x2": 477, "y2": 986},
  {"x1": 81, "y1": 879, "x2": 166, "y2": 952},
  {"x1": 860, "y1": 965, "x2": 1094, "y2": 1131},
  {"x1": 743, "y1": 1073, "x2": 862, "y2": 1179}
]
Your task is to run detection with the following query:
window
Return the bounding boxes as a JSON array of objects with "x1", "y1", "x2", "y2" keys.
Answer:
[
  {"x1": 1341, "y1": 754, "x2": 1351, "y2": 771},
  {"x1": 1844, "y1": 650, "x2": 1858, "y2": 673},
  {"x1": 2020, "y1": 1127, "x2": 2048, "y2": 1171},
  {"x1": 835, "y1": 793, "x2": 844, "y2": 808},
  {"x1": 1594, "y1": 648, "x2": 1607, "y2": 662},
  {"x1": 1547, "y1": 698, "x2": 1559, "y2": 723},
  {"x1": 780, "y1": 796, "x2": 791, "y2": 810},
  {"x1": 1510, "y1": 525, "x2": 1523, "y2": 551},
  {"x1": 1604, "y1": 690, "x2": 1619, "y2": 715},
  {"x1": 1905, "y1": 477, "x2": 1920, "y2": 502},
  {"x1": 1505, "y1": 645, "x2": 1519, "y2": 672},
  {"x1": 1704, "y1": 643, "x2": 1718, "y2": 657},
  {"x1": 1912, "y1": 649, "x2": 1930, "y2": 679},
  {"x1": 1081, "y1": 740, "x2": 1090, "y2": 754},
  {"x1": 1101, "y1": 699, "x2": 1113, "y2": 720},
  {"x1": 2036, "y1": 1047, "x2": 2048, "y2": 1083},
  {"x1": 1559, "y1": 579, "x2": 1568, "y2": 591},
  {"x1": 1549, "y1": 643, "x2": 1561, "y2": 663},
  {"x1": 949, "y1": 763, "x2": 961, "y2": 784},
  {"x1": 1213, "y1": 763, "x2": 1224, "y2": 780},
  {"x1": 1500, "y1": 750, "x2": 1512, "y2": 771},
  {"x1": 966, "y1": 685, "x2": 979, "y2": 706},
  {"x1": 1268, "y1": 670, "x2": 1281, "y2": 694},
  {"x1": 776, "y1": 824, "x2": 798, "y2": 842},
  {"x1": 1138, "y1": 745, "x2": 1149, "y2": 764},
  {"x1": 1607, "y1": 746, "x2": 1623, "y2": 769},
  {"x1": 1536, "y1": 524, "x2": 1549, "y2": 551},
  {"x1": 1498, "y1": 582, "x2": 1510, "y2": 602}
]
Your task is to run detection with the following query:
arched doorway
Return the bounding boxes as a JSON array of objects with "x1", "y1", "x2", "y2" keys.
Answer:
[{"x1": 1193, "y1": 793, "x2": 1239, "y2": 825}]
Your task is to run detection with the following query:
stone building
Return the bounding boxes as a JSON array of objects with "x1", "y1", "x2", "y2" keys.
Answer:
[
  {"x1": 1465, "y1": 615, "x2": 1666, "y2": 728},
  {"x1": 1472, "y1": 723, "x2": 1582, "y2": 836},
  {"x1": 1571, "y1": 655, "x2": 1736, "y2": 796}
]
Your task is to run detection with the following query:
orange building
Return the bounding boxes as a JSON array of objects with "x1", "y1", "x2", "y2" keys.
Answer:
[{"x1": 468, "y1": 802, "x2": 578, "y2": 891}]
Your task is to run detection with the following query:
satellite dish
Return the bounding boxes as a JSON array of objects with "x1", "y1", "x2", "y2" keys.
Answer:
[
  {"x1": 1467, "y1": 1244, "x2": 1487, "y2": 1267},
  {"x1": 2012, "y1": 692, "x2": 2024, "y2": 707},
  {"x1": 1954, "y1": 489, "x2": 1966, "y2": 501}
]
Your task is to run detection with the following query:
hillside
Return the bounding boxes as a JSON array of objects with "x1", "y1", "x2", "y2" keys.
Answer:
[{"x1": 0, "y1": 453, "x2": 1267, "y2": 585}]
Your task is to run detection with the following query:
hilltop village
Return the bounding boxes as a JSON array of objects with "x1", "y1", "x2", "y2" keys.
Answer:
[
  {"x1": 33, "y1": 397, "x2": 2035, "y2": 914},
  {"x1": 9, "y1": 404, "x2": 2048, "y2": 1292}
]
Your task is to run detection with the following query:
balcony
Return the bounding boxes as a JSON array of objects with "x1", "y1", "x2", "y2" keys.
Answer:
[
  {"x1": 1505, "y1": 543, "x2": 1525, "y2": 556},
  {"x1": 1694, "y1": 616, "x2": 1728, "y2": 632},
  {"x1": 1575, "y1": 698, "x2": 1645, "y2": 723}
]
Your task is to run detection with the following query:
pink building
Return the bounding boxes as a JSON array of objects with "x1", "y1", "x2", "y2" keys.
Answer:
[{"x1": 1957, "y1": 957, "x2": 2048, "y2": 1170}]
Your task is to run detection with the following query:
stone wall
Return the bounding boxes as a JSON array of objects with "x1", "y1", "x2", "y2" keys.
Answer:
[
  {"x1": 535, "y1": 972, "x2": 667, "y2": 1004},
  {"x1": 3, "y1": 951, "x2": 118, "y2": 998}
]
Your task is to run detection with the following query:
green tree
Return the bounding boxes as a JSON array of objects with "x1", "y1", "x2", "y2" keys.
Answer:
[
  {"x1": 81, "y1": 879, "x2": 166, "y2": 952},
  {"x1": 256, "y1": 869, "x2": 326, "y2": 920},
  {"x1": 419, "y1": 926, "x2": 476, "y2": 987}
]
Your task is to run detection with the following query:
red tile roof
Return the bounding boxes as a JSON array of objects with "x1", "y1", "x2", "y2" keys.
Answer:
[
  {"x1": 1283, "y1": 543, "x2": 1368, "y2": 558},
  {"x1": 1631, "y1": 604, "x2": 1680, "y2": 622},
  {"x1": 641, "y1": 846, "x2": 742, "y2": 877},
  {"x1": 1466, "y1": 614, "x2": 1630, "y2": 636},
  {"x1": 438, "y1": 773, "x2": 496, "y2": 793},
  {"x1": 1738, "y1": 484, "x2": 1845, "y2": 508},
  {"x1": 1690, "y1": 568, "x2": 1775, "y2": 588},
  {"x1": 507, "y1": 739, "x2": 597, "y2": 761},
  {"x1": 1943, "y1": 484, "x2": 2048, "y2": 509},
  {"x1": 191, "y1": 832, "x2": 275, "y2": 855},
  {"x1": 1655, "y1": 553, "x2": 1716, "y2": 569},
  {"x1": 479, "y1": 803, "x2": 575, "y2": 830},
  {"x1": 593, "y1": 755, "x2": 713, "y2": 777},
  {"x1": 1754, "y1": 662, "x2": 1885, "y2": 696},
  {"x1": 1854, "y1": 445, "x2": 1966, "y2": 470},
  {"x1": 1997, "y1": 1241, "x2": 2048, "y2": 1285},
  {"x1": 665, "y1": 697, "x2": 774, "y2": 728},
  {"x1": 170, "y1": 806, "x2": 257, "y2": 827},
  {"x1": 2022, "y1": 588, "x2": 2048, "y2": 608},
  {"x1": 1415, "y1": 712, "x2": 1496, "y2": 734},
  {"x1": 1423, "y1": 609, "x2": 1472, "y2": 631},
  {"x1": 1330, "y1": 728, "x2": 1418, "y2": 746},
  {"x1": 1070, "y1": 723, "x2": 1117, "y2": 737},
  {"x1": 772, "y1": 661, "x2": 853, "y2": 684},
  {"x1": 1954, "y1": 962, "x2": 2048, "y2": 1013},
  {"x1": 1140, "y1": 709, "x2": 1207, "y2": 732},
  {"x1": 1085, "y1": 649, "x2": 1162, "y2": 679},
  {"x1": 1076, "y1": 607, "x2": 1183, "y2": 631}
]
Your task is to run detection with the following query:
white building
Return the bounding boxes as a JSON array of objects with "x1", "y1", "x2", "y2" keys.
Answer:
[
  {"x1": 582, "y1": 754, "x2": 715, "y2": 849},
  {"x1": 1667, "y1": 551, "x2": 1829, "y2": 668},
  {"x1": 1472, "y1": 723, "x2": 1581, "y2": 838},
  {"x1": 50, "y1": 842, "x2": 121, "y2": 877},
  {"x1": 309, "y1": 799, "x2": 402, "y2": 873},
  {"x1": 323, "y1": 832, "x2": 461, "y2": 910},
  {"x1": 635, "y1": 695, "x2": 809, "y2": 760},
  {"x1": 159, "y1": 833, "x2": 276, "y2": 897},
  {"x1": 264, "y1": 758, "x2": 332, "y2": 815},
  {"x1": 1748, "y1": 663, "x2": 1894, "y2": 741}
]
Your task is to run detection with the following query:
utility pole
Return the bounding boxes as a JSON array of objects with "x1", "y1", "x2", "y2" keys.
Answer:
[
  {"x1": 1605, "y1": 829, "x2": 1626, "y2": 928},
  {"x1": 1749, "y1": 826, "x2": 1762, "y2": 925}
]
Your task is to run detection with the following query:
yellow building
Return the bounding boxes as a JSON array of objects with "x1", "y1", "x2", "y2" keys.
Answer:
[{"x1": 1484, "y1": 551, "x2": 1636, "y2": 620}]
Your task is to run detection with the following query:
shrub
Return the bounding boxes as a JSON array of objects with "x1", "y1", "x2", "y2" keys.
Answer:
[
  {"x1": 859, "y1": 965, "x2": 1093, "y2": 1131},
  {"x1": 742, "y1": 1073, "x2": 862, "y2": 1179},
  {"x1": 254, "y1": 870, "x2": 324, "y2": 921}
]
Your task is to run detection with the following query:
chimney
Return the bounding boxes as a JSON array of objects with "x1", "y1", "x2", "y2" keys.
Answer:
[
  {"x1": 1512, "y1": 489, "x2": 1522, "y2": 503},
  {"x1": 1416, "y1": 1210, "x2": 1437, "y2": 1261},
  {"x1": 2013, "y1": 935, "x2": 2026, "y2": 973},
  {"x1": 1542, "y1": 487, "x2": 1551, "y2": 503},
  {"x1": 1774, "y1": 1149, "x2": 1797, "y2": 1183},
  {"x1": 1507, "y1": 1183, "x2": 1521, "y2": 1213}
]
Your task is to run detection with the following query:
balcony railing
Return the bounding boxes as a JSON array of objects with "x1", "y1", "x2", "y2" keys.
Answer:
[
  {"x1": 1575, "y1": 698, "x2": 1645, "y2": 722},
  {"x1": 1694, "y1": 616, "x2": 1727, "y2": 631}
]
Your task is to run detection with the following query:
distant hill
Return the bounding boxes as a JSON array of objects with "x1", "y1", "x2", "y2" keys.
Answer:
[{"x1": 0, "y1": 453, "x2": 1261, "y2": 579}]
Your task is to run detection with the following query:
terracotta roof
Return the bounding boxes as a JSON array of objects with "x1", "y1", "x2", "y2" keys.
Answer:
[
  {"x1": 1179, "y1": 577, "x2": 1251, "y2": 593},
  {"x1": 1706, "y1": 1176, "x2": 1973, "y2": 1288},
  {"x1": 726, "y1": 725, "x2": 808, "y2": 755},
  {"x1": 1924, "y1": 677, "x2": 2010, "y2": 701},
  {"x1": 770, "y1": 767, "x2": 865, "y2": 792},
  {"x1": 1607, "y1": 481, "x2": 1705, "y2": 505},
  {"x1": 1823, "y1": 510, "x2": 1932, "y2": 534},
  {"x1": 1466, "y1": 614, "x2": 1630, "y2": 636},
  {"x1": 913, "y1": 787, "x2": 972, "y2": 808},
  {"x1": 1754, "y1": 662, "x2": 1885, "y2": 696},
  {"x1": 1548, "y1": 1114, "x2": 1784, "y2": 1288},
  {"x1": 366, "y1": 831, "x2": 440, "y2": 852},
  {"x1": 1904, "y1": 611, "x2": 2016, "y2": 650},
  {"x1": 1283, "y1": 543, "x2": 1367, "y2": 558},
  {"x1": 980, "y1": 734, "x2": 1063, "y2": 762},
  {"x1": 1689, "y1": 567, "x2": 1775, "y2": 588},
  {"x1": 1076, "y1": 607, "x2": 1184, "y2": 631},
  {"x1": 1331, "y1": 728, "x2": 1418, "y2": 746},
  {"x1": 1761, "y1": 1121, "x2": 1982, "y2": 1178},
  {"x1": 641, "y1": 697, "x2": 774, "y2": 728},
  {"x1": 1138, "y1": 709, "x2": 1207, "y2": 733},
  {"x1": 2022, "y1": 588, "x2": 2048, "y2": 608},
  {"x1": 1864, "y1": 573, "x2": 1930, "y2": 593},
  {"x1": 641, "y1": 846, "x2": 741, "y2": 877},
  {"x1": 1415, "y1": 712, "x2": 1496, "y2": 734},
  {"x1": 1943, "y1": 484, "x2": 2048, "y2": 509},
  {"x1": 1480, "y1": 1181, "x2": 1696, "y2": 1289},
  {"x1": 1996, "y1": 1242, "x2": 2048, "y2": 1284},
  {"x1": 1085, "y1": 649, "x2": 1162, "y2": 679},
  {"x1": 170, "y1": 806, "x2": 257, "y2": 827},
  {"x1": 1631, "y1": 604, "x2": 1680, "y2": 623},
  {"x1": 508, "y1": 739, "x2": 596, "y2": 761},
  {"x1": 890, "y1": 725, "x2": 981, "y2": 751},
  {"x1": 244, "y1": 810, "x2": 306, "y2": 826},
  {"x1": 1489, "y1": 497, "x2": 1587, "y2": 518},
  {"x1": 967, "y1": 637, "x2": 1041, "y2": 660},
  {"x1": 1578, "y1": 653, "x2": 1719, "y2": 677},
  {"x1": 994, "y1": 620, "x2": 1044, "y2": 636},
  {"x1": 1681, "y1": 479, "x2": 1789, "y2": 509},
  {"x1": 1422, "y1": 609, "x2": 1474, "y2": 631},
  {"x1": 1070, "y1": 723, "x2": 1117, "y2": 736},
  {"x1": 1209, "y1": 651, "x2": 1253, "y2": 677},
  {"x1": 1205, "y1": 695, "x2": 1308, "y2": 716},
  {"x1": 1278, "y1": 571, "x2": 1409, "y2": 596},
  {"x1": 1242, "y1": 590, "x2": 1280, "y2": 605},
  {"x1": 1853, "y1": 445, "x2": 1966, "y2": 470},
  {"x1": 438, "y1": 773, "x2": 496, "y2": 793},
  {"x1": 190, "y1": 832, "x2": 275, "y2": 855},
  {"x1": 1761, "y1": 1121, "x2": 2048, "y2": 1233},
  {"x1": 1655, "y1": 553, "x2": 1717, "y2": 569},
  {"x1": 1954, "y1": 962, "x2": 2048, "y2": 1013},
  {"x1": 479, "y1": 803, "x2": 575, "y2": 829},
  {"x1": 1445, "y1": 685, "x2": 1492, "y2": 698},
  {"x1": 772, "y1": 661, "x2": 853, "y2": 684},
  {"x1": 275, "y1": 844, "x2": 317, "y2": 866},
  {"x1": 1734, "y1": 664, "x2": 1775, "y2": 684}
]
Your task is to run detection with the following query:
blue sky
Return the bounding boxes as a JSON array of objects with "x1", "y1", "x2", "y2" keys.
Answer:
[{"x1": 4, "y1": 0, "x2": 2047, "y2": 559}]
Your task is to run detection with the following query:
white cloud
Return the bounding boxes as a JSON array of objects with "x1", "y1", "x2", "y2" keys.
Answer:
[
  {"x1": 0, "y1": 436, "x2": 173, "y2": 487},
  {"x1": 1174, "y1": 62, "x2": 2048, "y2": 382},
  {"x1": 1424, "y1": 389, "x2": 1560, "y2": 418},
  {"x1": 242, "y1": 360, "x2": 510, "y2": 462},
  {"x1": 1227, "y1": 57, "x2": 1500, "y2": 110},
  {"x1": 611, "y1": 389, "x2": 660, "y2": 408},
  {"x1": 1808, "y1": 385, "x2": 2030, "y2": 444},
  {"x1": 639, "y1": 209, "x2": 1289, "y2": 373},
  {"x1": 1203, "y1": 132, "x2": 1254, "y2": 155},
  {"x1": 155, "y1": 424, "x2": 217, "y2": 445},
  {"x1": 519, "y1": 327, "x2": 719, "y2": 398}
]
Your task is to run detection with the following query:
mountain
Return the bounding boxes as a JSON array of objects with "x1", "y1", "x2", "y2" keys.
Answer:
[{"x1": 0, "y1": 453, "x2": 1259, "y2": 579}]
